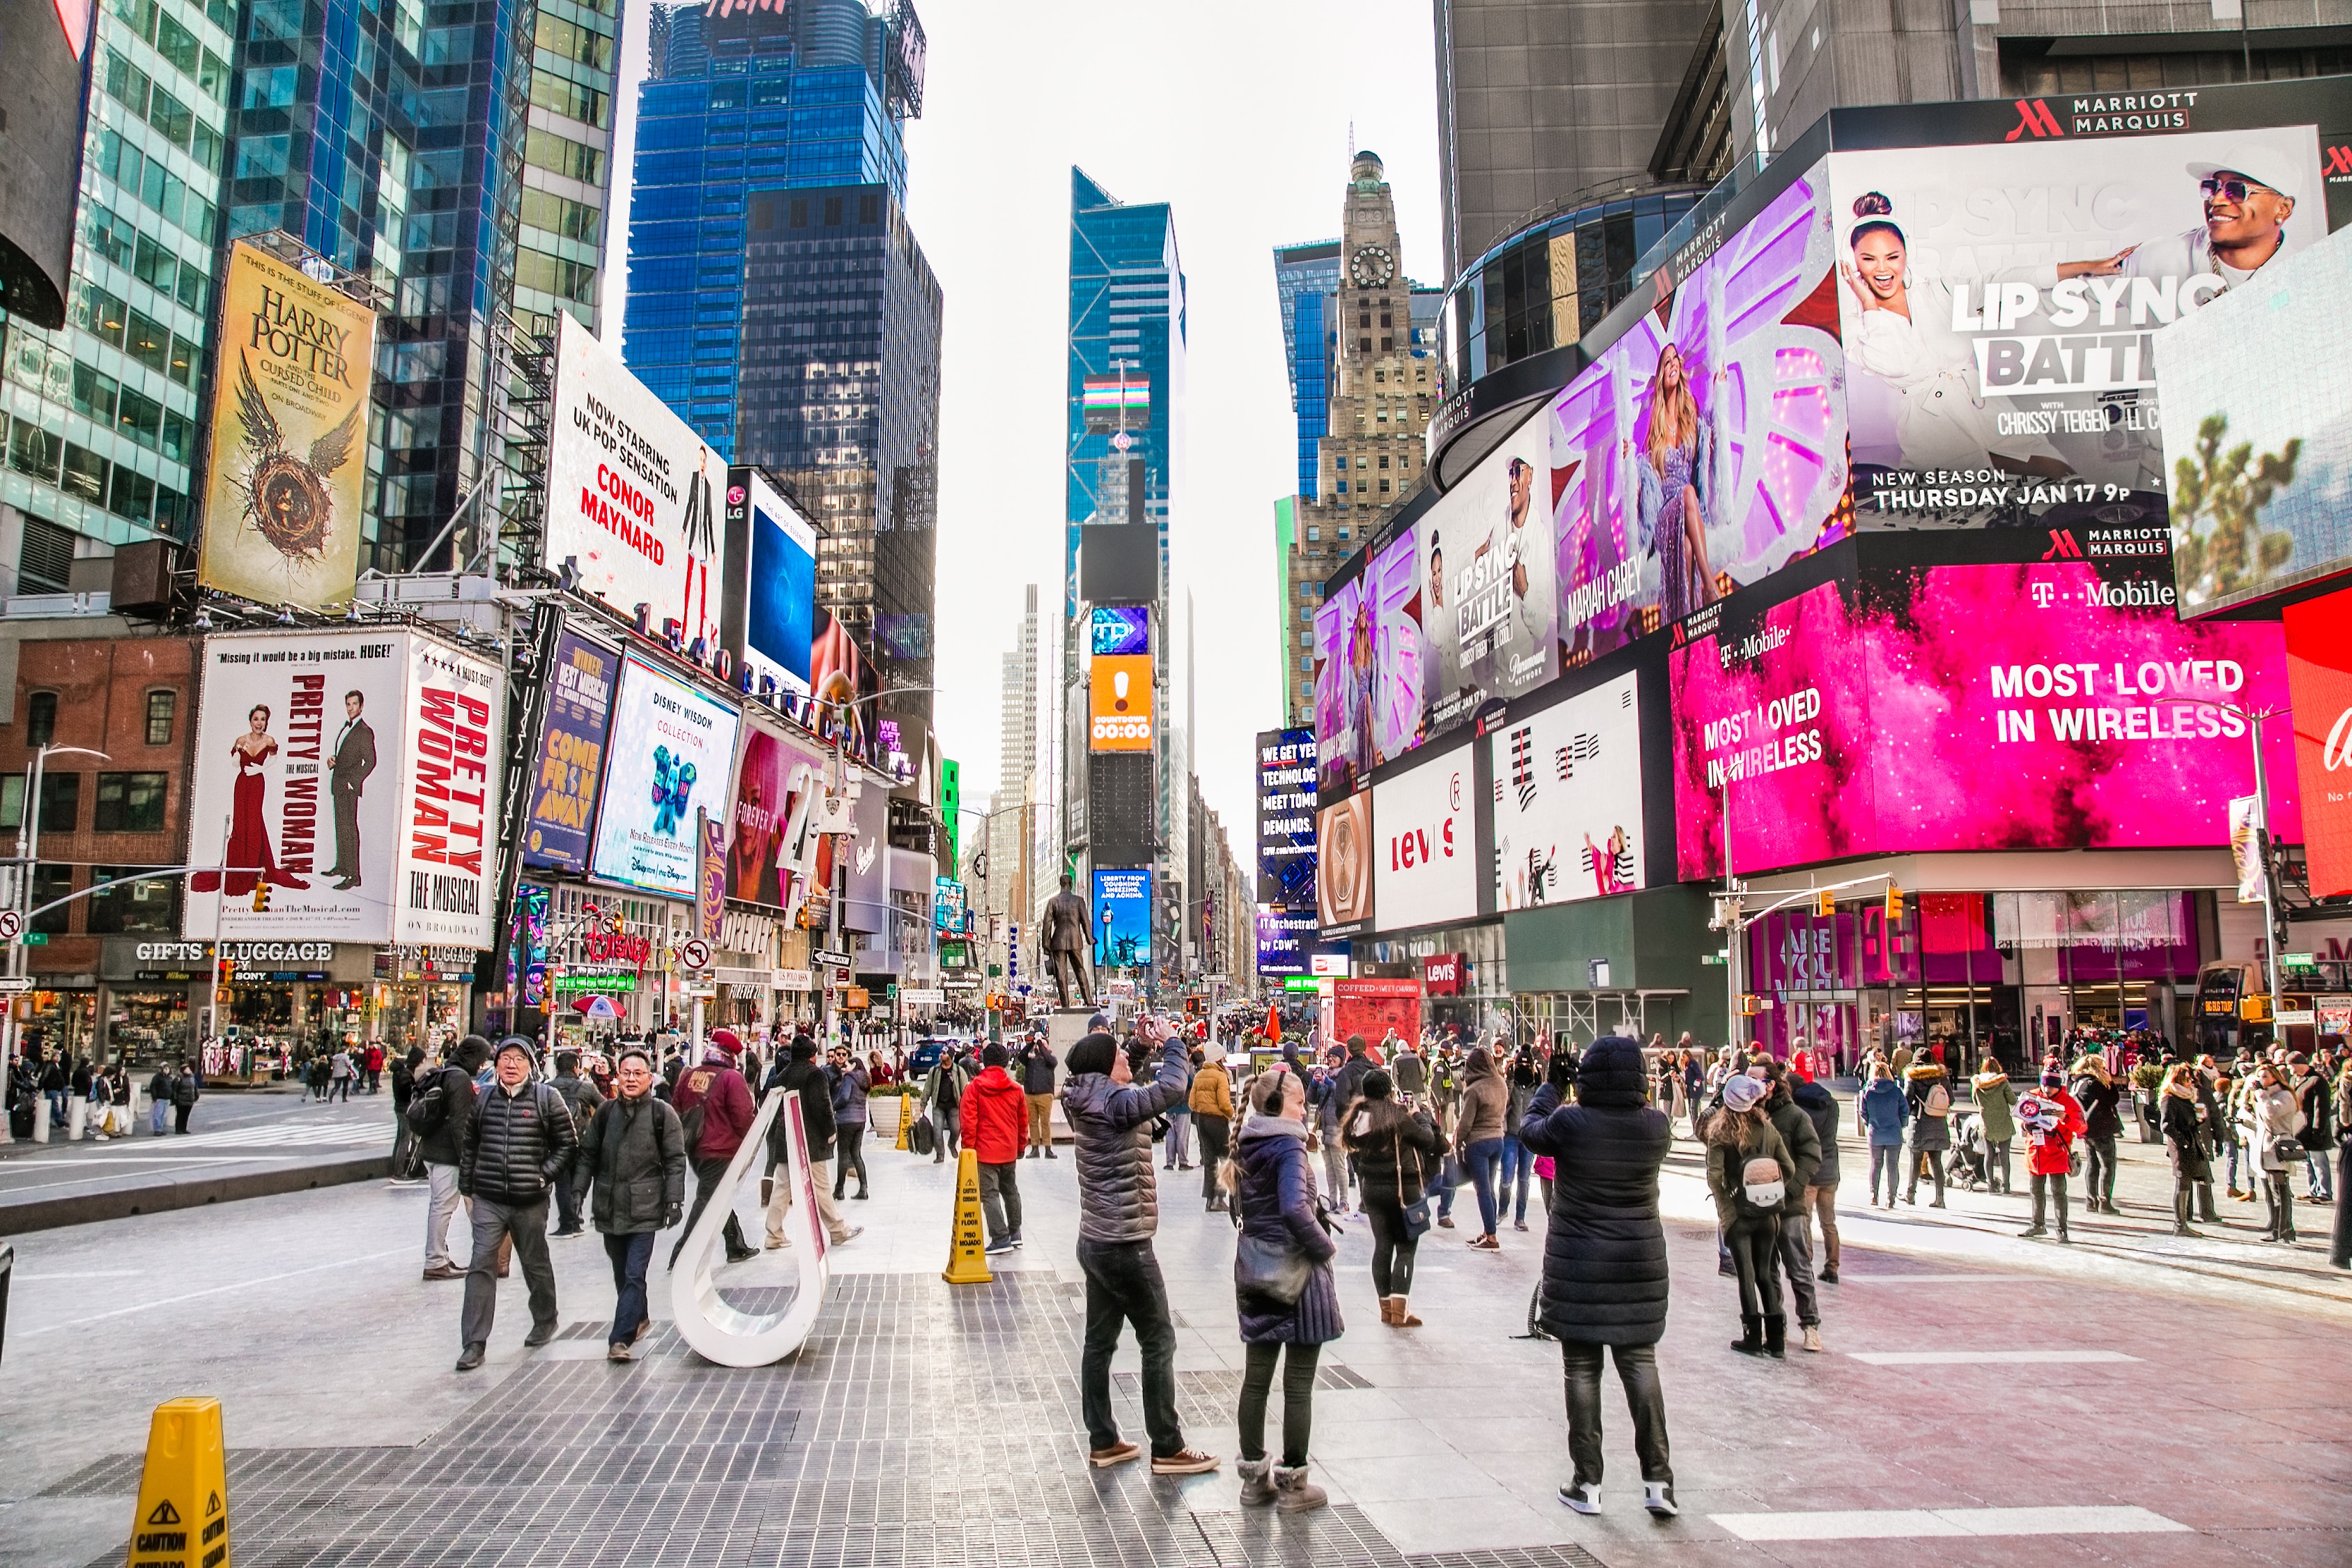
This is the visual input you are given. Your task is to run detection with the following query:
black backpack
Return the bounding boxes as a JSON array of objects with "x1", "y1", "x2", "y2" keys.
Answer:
[{"x1": 407, "y1": 1066, "x2": 459, "y2": 1137}]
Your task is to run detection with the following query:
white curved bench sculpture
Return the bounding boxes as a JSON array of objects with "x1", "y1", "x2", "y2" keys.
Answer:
[{"x1": 669, "y1": 1086, "x2": 831, "y2": 1367}]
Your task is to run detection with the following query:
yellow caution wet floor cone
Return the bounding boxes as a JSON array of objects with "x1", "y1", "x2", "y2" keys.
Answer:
[
  {"x1": 893, "y1": 1093, "x2": 912, "y2": 1152},
  {"x1": 128, "y1": 1397, "x2": 229, "y2": 1568},
  {"x1": 942, "y1": 1146, "x2": 992, "y2": 1284}
]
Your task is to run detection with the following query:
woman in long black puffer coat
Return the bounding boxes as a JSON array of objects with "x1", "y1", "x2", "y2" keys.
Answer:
[
  {"x1": 1227, "y1": 1068, "x2": 1342, "y2": 1514},
  {"x1": 1516, "y1": 1036, "x2": 1677, "y2": 1521}
]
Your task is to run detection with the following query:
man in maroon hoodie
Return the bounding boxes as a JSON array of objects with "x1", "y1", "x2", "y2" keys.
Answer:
[
  {"x1": 669, "y1": 1029, "x2": 760, "y2": 1266},
  {"x1": 961, "y1": 1042, "x2": 1031, "y2": 1254}
]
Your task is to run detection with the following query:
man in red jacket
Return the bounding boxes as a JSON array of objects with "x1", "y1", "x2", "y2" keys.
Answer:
[
  {"x1": 669, "y1": 1031, "x2": 760, "y2": 1266},
  {"x1": 961, "y1": 1043, "x2": 1031, "y2": 1254}
]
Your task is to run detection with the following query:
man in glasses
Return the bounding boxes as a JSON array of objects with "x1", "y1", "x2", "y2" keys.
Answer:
[{"x1": 2096, "y1": 148, "x2": 2300, "y2": 295}]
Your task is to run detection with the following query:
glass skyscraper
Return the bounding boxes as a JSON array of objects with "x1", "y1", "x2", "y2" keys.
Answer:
[
  {"x1": 622, "y1": 0, "x2": 916, "y2": 458},
  {"x1": 1270, "y1": 239, "x2": 1338, "y2": 503},
  {"x1": 735, "y1": 180, "x2": 939, "y2": 737},
  {"x1": 220, "y1": 0, "x2": 622, "y2": 571},
  {"x1": 1, "y1": 0, "x2": 234, "y2": 582}
]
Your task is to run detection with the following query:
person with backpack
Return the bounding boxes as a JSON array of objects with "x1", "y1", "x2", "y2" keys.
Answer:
[
  {"x1": 390, "y1": 1045, "x2": 424, "y2": 1181},
  {"x1": 1903, "y1": 1058, "x2": 1953, "y2": 1207},
  {"x1": 571, "y1": 1045, "x2": 687, "y2": 1361},
  {"x1": 1971, "y1": 1054, "x2": 2017, "y2": 1195},
  {"x1": 2245, "y1": 1061, "x2": 2306, "y2": 1244},
  {"x1": 1519, "y1": 1038, "x2": 1677, "y2": 1519},
  {"x1": 1339, "y1": 1068, "x2": 1443, "y2": 1328},
  {"x1": 669, "y1": 1033, "x2": 759, "y2": 1268},
  {"x1": 547, "y1": 1050, "x2": 605, "y2": 1238},
  {"x1": 1705, "y1": 1073, "x2": 1795, "y2": 1359},
  {"x1": 454, "y1": 1036, "x2": 578, "y2": 1371},
  {"x1": 413, "y1": 1038, "x2": 489, "y2": 1280}
]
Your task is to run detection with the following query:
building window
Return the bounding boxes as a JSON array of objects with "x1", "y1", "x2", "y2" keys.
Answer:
[
  {"x1": 146, "y1": 690, "x2": 176, "y2": 746},
  {"x1": 95, "y1": 772, "x2": 169, "y2": 832},
  {"x1": 25, "y1": 691, "x2": 56, "y2": 748},
  {"x1": 87, "y1": 866, "x2": 181, "y2": 934},
  {"x1": 1359, "y1": 337, "x2": 1371, "y2": 354},
  {"x1": 36, "y1": 773, "x2": 78, "y2": 833},
  {"x1": 1305, "y1": 527, "x2": 1319, "y2": 541},
  {"x1": 29, "y1": 865, "x2": 72, "y2": 935}
]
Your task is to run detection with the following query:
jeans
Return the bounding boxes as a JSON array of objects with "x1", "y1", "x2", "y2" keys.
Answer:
[
  {"x1": 978, "y1": 1160, "x2": 1022, "y2": 1243},
  {"x1": 1803, "y1": 1183, "x2": 1839, "y2": 1273},
  {"x1": 1561, "y1": 1339, "x2": 1671, "y2": 1486},
  {"x1": 1465, "y1": 1137, "x2": 1505, "y2": 1236},
  {"x1": 1775, "y1": 1204, "x2": 1820, "y2": 1326},
  {"x1": 2084, "y1": 1134, "x2": 2119, "y2": 1206},
  {"x1": 461, "y1": 1194, "x2": 555, "y2": 1347},
  {"x1": 1984, "y1": 1140, "x2": 2013, "y2": 1194},
  {"x1": 1163, "y1": 1108, "x2": 1190, "y2": 1167},
  {"x1": 1026, "y1": 1093, "x2": 1055, "y2": 1153},
  {"x1": 1319, "y1": 1126, "x2": 1347, "y2": 1201},
  {"x1": 1196, "y1": 1115, "x2": 1229, "y2": 1201},
  {"x1": 931, "y1": 1107, "x2": 960, "y2": 1162},
  {"x1": 2307, "y1": 1148, "x2": 2335, "y2": 1200},
  {"x1": 1724, "y1": 1213, "x2": 1783, "y2": 1319},
  {"x1": 2031, "y1": 1171, "x2": 2070, "y2": 1233},
  {"x1": 151, "y1": 1098, "x2": 169, "y2": 1135},
  {"x1": 1435, "y1": 1152, "x2": 1457, "y2": 1219},
  {"x1": 671, "y1": 1155, "x2": 749, "y2": 1266},
  {"x1": 833, "y1": 1124, "x2": 868, "y2": 1197},
  {"x1": 47, "y1": 1090, "x2": 66, "y2": 1127},
  {"x1": 1905, "y1": 1146, "x2": 1946, "y2": 1204},
  {"x1": 1076, "y1": 1238, "x2": 1183, "y2": 1457},
  {"x1": 1498, "y1": 1134, "x2": 1531, "y2": 1222},
  {"x1": 1869, "y1": 1144, "x2": 1901, "y2": 1205},
  {"x1": 424, "y1": 1160, "x2": 468, "y2": 1270},
  {"x1": 2226, "y1": 1135, "x2": 2244, "y2": 1191},
  {"x1": 1362, "y1": 1197, "x2": 1419, "y2": 1297},
  {"x1": 554, "y1": 1160, "x2": 584, "y2": 1233},
  {"x1": 603, "y1": 1230, "x2": 656, "y2": 1346},
  {"x1": 1238, "y1": 1340, "x2": 1319, "y2": 1468}
]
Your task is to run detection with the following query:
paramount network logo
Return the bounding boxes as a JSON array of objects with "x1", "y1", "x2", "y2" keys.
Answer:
[{"x1": 2004, "y1": 100, "x2": 2063, "y2": 141}]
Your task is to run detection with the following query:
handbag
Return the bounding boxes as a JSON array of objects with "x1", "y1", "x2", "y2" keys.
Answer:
[
  {"x1": 1740, "y1": 1154, "x2": 1786, "y2": 1212},
  {"x1": 1234, "y1": 1231, "x2": 1311, "y2": 1305},
  {"x1": 909, "y1": 1114, "x2": 936, "y2": 1157},
  {"x1": 2271, "y1": 1136, "x2": 2307, "y2": 1165},
  {"x1": 1396, "y1": 1127, "x2": 1432, "y2": 1238}
]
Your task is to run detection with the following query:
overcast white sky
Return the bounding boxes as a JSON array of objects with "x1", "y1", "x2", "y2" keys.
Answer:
[{"x1": 606, "y1": 1, "x2": 1443, "y2": 861}]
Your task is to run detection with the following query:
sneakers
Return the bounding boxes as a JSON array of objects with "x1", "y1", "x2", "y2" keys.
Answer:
[
  {"x1": 1008, "y1": 1232, "x2": 1024, "y2": 1248},
  {"x1": 1468, "y1": 1234, "x2": 1500, "y2": 1250},
  {"x1": 1513, "y1": 1219, "x2": 1530, "y2": 1231},
  {"x1": 984, "y1": 1239, "x2": 1017, "y2": 1256},
  {"x1": 1559, "y1": 1480, "x2": 1601, "y2": 1514},
  {"x1": 836, "y1": 1225, "x2": 864, "y2": 1245},
  {"x1": 1089, "y1": 1441, "x2": 1141, "y2": 1468},
  {"x1": 607, "y1": 1342, "x2": 633, "y2": 1362},
  {"x1": 1151, "y1": 1447, "x2": 1221, "y2": 1476},
  {"x1": 1644, "y1": 1481, "x2": 1680, "y2": 1518},
  {"x1": 454, "y1": 1342, "x2": 486, "y2": 1372},
  {"x1": 1801, "y1": 1325, "x2": 1825, "y2": 1353}
]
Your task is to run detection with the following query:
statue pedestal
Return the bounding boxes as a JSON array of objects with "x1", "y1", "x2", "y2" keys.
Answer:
[{"x1": 1047, "y1": 1006, "x2": 1097, "y2": 1056}]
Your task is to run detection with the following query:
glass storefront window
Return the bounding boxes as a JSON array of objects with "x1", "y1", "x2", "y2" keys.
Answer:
[{"x1": 108, "y1": 989, "x2": 190, "y2": 1064}]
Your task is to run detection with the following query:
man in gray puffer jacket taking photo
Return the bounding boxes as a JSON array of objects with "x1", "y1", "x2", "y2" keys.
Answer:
[{"x1": 1059, "y1": 1015, "x2": 1220, "y2": 1476}]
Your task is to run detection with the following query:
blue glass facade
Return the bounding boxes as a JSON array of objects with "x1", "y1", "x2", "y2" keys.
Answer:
[
  {"x1": 1065, "y1": 167, "x2": 1183, "y2": 624},
  {"x1": 621, "y1": 1, "x2": 909, "y2": 459},
  {"x1": 1270, "y1": 240, "x2": 1338, "y2": 503}
]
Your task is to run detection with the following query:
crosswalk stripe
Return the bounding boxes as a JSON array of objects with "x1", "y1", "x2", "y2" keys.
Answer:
[
  {"x1": 1847, "y1": 1349, "x2": 2139, "y2": 1365},
  {"x1": 1711, "y1": 1505, "x2": 2189, "y2": 1541}
]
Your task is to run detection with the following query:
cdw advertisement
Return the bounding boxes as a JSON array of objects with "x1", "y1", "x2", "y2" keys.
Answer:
[
  {"x1": 1369, "y1": 749, "x2": 1478, "y2": 929},
  {"x1": 1670, "y1": 537, "x2": 2300, "y2": 879}
]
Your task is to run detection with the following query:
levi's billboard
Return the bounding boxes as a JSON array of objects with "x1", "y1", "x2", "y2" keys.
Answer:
[
  {"x1": 1668, "y1": 532, "x2": 2298, "y2": 879},
  {"x1": 2285, "y1": 584, "x2": 2352, "y2": 898},
  {"x1": 1369, "y1": 749, "x2": 1478, "y2": 930}
]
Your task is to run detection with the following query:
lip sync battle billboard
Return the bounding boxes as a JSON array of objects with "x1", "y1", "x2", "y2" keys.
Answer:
[{"x1": 1668, "y1": 535, "x2": 2302, "y2": 880}]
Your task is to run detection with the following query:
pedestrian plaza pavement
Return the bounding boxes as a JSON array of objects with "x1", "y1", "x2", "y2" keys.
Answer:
[{"x1": 3, "y1": 1110, "x2": 2350, "y2": 1568}]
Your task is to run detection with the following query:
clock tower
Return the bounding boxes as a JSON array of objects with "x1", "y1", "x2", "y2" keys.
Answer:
[{"x1": 1279, "y1": 150, "x2": 1440, "y2": 726}]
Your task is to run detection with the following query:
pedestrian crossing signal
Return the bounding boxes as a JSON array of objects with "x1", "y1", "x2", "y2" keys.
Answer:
[{"x1": 1739, "y1": 994, "x2": 1762, "y2": 1015}]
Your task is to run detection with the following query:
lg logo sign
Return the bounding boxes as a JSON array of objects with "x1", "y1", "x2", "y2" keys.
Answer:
[{"x1": 2323, "y1": 708, "x2": 2352, "y2": 771}]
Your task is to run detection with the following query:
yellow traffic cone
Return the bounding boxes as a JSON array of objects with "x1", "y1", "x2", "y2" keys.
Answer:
[
  {"x1": 942, "y1": 1147, "x2": 992, "y2": 1284},
  {"x1": 128, "y1": 1398, "x2": 229, "y2": 1568}
]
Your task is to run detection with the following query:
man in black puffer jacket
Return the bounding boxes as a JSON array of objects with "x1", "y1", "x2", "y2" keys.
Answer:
[
  {"x1": 455, "y1": 1038, "x2": 577, "y2": 1371},
  {"x1": 1059, "y1": 1017, "x2": 1217, "y2": 1476},
  {"x1": 1517, "y1": 1036, "x2": 1676, "y2": 1519}
]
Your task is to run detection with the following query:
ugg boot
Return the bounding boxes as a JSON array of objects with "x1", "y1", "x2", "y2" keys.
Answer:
[
  {"x1": 1389, "y1": 1295, "x2": 1422, "y2": 1328},
  {"x1": 1763, "y1": 1314, "x2": 1788, "y2": 1359},
  {"x1": 1236, "y1": 1458, "x2": 1277, "y2": 1507},
  {"x1": 1731, "y1": 1313, "x2": 1764, "y2": 1355},
  {"x1": 1273, "y1": 1464, "x2": 1328, "y2": 1513},
  {"x1": 1377, "y1": 1297, "x2": 1398, "y2": 1326}
]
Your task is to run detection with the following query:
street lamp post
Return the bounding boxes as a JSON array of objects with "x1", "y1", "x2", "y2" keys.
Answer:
[{"x1": 0, "y1": 744, "x2": 110, "y2": 1141}]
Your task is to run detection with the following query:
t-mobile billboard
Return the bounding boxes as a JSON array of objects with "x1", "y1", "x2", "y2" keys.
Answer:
[{"x1": 1670, "y1": 537, "x2": 2300, "y2": 879}]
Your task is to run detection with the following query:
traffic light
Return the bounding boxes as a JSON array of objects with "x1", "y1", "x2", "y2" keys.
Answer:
[
  {"x1": 1739, "y1": 993, "x2": 1762, "y2": 1016},
  {"x1": 1884, "y1": 885, "x2": 1905, "y2": 923},
  {"x1": 1815, "y1": 889, "x2": 1835, "y2": 918}
]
